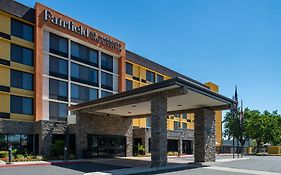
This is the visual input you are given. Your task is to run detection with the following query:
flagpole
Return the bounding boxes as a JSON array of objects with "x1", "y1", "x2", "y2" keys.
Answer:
[{"x1": 233, "y1": 86, "x2": 238, "y2": 159}]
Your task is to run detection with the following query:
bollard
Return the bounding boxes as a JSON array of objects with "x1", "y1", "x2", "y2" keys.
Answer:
[
  {"x1": 64, "y1": 146, "x2": 68, "y2": 161},
  {"x1": 8, "y1": 144, "x2": 12, "y2": 164}
]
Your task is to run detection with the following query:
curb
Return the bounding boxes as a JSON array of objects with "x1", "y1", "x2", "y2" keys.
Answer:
[{"x1": 0, "y1": 160, "x2": 89, "y2": 168}]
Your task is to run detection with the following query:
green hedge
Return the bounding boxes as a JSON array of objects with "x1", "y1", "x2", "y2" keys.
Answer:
[{"x1": 0, "y1": 151, "x2": 8, "y2": 158}]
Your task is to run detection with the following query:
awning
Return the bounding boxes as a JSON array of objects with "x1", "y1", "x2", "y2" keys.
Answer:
[{"x1": 69, "y1": 77, "x2": 235, "y2": 117}]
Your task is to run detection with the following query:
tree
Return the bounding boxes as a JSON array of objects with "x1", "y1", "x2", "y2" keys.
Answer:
[
  {"x1": 223, "y1": 109, "x2": 246, "y2": 153},
  {"x1": 243, "y1": 108, "x2": 281, "y2": 153}
]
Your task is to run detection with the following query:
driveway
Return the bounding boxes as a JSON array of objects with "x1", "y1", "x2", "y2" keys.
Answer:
[{"x1": 0, "y1": 162, "x2": 127, "y2": 175}]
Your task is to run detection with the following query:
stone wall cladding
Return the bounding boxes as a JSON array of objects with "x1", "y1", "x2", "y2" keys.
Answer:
[
  {"x1": 34, "y1": 120, "x2": 68, "y2": 156},
  {"x1": 75, "y1": 112, "x2": 133, "y2": 158},
  {"x1": 0, "y1": 120, "x2": 34, "y2": 134},
  {"x1": 133, "y1": 127, "x2": 194, "y2": 140},
  {"x1": 194, "y1": 109, "x2": 216, "y2": 162}
]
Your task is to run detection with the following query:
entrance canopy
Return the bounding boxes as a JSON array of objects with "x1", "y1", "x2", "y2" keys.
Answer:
[
  {"x1": 69, "y1": 77, "x2": 235, "y2": 116},
  {"x1": 69, "y1": 77, "x2": 236, "y2": 167}
]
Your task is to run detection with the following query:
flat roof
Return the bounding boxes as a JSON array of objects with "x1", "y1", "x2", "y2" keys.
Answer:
[
  {"x1": 69, "y1": 77, "x2": 235, "y2": 117},
  {"x1": 126, "y1": 50, "x2": 210, "y2": 88}
]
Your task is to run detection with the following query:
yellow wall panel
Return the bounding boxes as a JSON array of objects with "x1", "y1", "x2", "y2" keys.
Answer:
[
  {"x1": 11, "y1": 36, "x2": 34, "y2": 49},
  {"x1": 10, "y1": 88, "x2": 34, "y2": 97},
  {"x1": 0, "y1": 93, "x2": 10, "y2": 113},
  {"x1": 0, "y1": 14, "x2": 10, "y2": 34},
  {"x1": 205, "y1": 82, "x2": 219, "y2": 92},
  {"x1": 140, "y1": 67, "x2": 146, "y2": 80},
  {"x1": 133, "y1": 118, "x2": 140, "y2": 127},
  {"x1": 139, "y1": 118, "x2": 146, "y2": 128},
  {"x1": 133, "y1": 64, "x2": 140, "y2": 77},
  {"x1": 10, "y1": 113, "x2": 34, "y2": 122},
  {"x1": 0, "y1": 41, "x2": 10, "y2": 60},
  {"x1": 133, "y1": 81, "x2": 140, "y2": 89},
  {"x1": 0, "y1": 67, "x2": 10, "y2": 86},
  {"x1": 215, "y1": 110, "x2": 222, "y2": 146},
  {"x1": 10, "y1": 62, "x2": 34, "y2": 73}
]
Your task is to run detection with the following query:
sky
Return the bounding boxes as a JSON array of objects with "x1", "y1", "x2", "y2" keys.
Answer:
[{"x1": 18, "y1": 0, "x2": 281, "y2": 113}]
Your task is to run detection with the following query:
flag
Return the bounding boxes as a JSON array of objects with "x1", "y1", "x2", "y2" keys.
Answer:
[
  {"x1": 240, "y1": 99, "x2": 244, "y2": 124},
  {"x1": 234, "y1": 85, "x2": 238, "y2": 102}
]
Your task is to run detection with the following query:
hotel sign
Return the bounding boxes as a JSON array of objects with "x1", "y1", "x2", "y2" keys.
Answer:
[{"x1": 43, "y1": 10, "x2": 122, "y2": 53}]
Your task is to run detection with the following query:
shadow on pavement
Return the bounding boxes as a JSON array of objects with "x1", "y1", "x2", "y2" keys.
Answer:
[
  {"x1": 52, "y1": 158, "x2": 207, "y2": 174},
  {"x1": 53, "y1": 162, "x2": 128, "y2": 173}
]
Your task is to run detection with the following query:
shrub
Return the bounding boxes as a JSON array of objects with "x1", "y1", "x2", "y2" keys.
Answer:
[
  {"x1": 68, "y1": 154, "x2": 75, "y2": 160},
  {"x1": 0, "y1": 151, "x2": 8, "y2": 158},
  {"x1": 35, "y1": 155, "x2": 43, "y2": 161},
  {"x1": 15, "y1": 154, "x2": 25, "y2": 159},
  {"x1": 12, "y1": 149, "x2": 17, "y2": 155},
  {"x1": 51, "y1": 140, "x2": 64, "y2": 156}
]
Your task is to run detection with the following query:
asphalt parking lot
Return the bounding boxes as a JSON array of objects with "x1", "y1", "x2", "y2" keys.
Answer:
[
  {"x1": 0, "y1": 162, "x2": 127, "y2": 175},
  {"x1": 0, "y1": 156, "x2": 280, "y2": 175}
]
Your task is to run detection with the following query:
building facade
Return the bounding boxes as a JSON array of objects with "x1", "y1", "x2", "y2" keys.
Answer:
[{"x1": 0, "y1": 0, "x2": 222, "y2": 158}]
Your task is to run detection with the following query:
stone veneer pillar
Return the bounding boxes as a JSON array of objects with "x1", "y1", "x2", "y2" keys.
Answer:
[
  {"x1": 194, "y1": 109, "x2": 216, "y2": 162},
  {"x1": 75, "y1": 112, "x2": 88, "y2": 159},
  {"x1": 178, "y1": 136, "x2": 183, "y2": 156},
  {"x1": 150, "y1": 96, "x2": 167, "y2": 167}
]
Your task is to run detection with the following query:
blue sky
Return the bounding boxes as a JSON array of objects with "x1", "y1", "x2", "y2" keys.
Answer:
[{"x1": 19, "y1": 0, "x2": 281, "y2": 113}]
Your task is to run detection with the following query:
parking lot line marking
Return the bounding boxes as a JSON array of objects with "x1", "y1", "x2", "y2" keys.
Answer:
[{"x1": 203, "y1": 166, "x2": 281, "y2": 175}]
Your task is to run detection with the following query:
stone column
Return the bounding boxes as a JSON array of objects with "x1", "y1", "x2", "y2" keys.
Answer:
[
  {"x1": 194, "y1": 109, "x2": 216, "y2": 162},
  {"x1": 178, "y1": 136, "x2": 183, "y2": 156},
  {"x1": 144, "y1": 129, "x2": 150, "y2": 154},
  {"x1": 126, "y1": 134, "x2": 133, "y2": 157},
  {"x1": 150, "y1": 96, "x2": 167, "y2": 167},
  {"x1": 75, "y1": 112, "x2": 88, "y2": 159}
]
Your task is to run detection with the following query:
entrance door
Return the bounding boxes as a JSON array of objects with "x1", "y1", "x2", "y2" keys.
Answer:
[
  {"x1": 182, "y1": 140, "x2": 193, "y2": 154},
  {"x1": 87, "y1": 134, "x2": 126, "y2": 158}
]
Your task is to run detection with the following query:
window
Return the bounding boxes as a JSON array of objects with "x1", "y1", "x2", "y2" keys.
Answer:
[
  {"x1": 49, "y1": 101, "x2": 68, "y2": 121},
  {"x1": 182, "y1": 123, "x2": 187, "y2": 129},
  {"x1": 126, "y1": 79, "x2": 133, "y2": 91},
  {"x1": 174, "y1": 114, "x2": 180, "y2": 118},
  {"x1": 174, "y1": 121, "x2": 180, "y2": 130},
  {"x1": 101, "y1": 72, "x2": 113, "y2": 90},
  {"x1": 49, "y1": 56, "x2": 68, "y2": 79},
  {"x1": 182, "y1": 113, "x2": 187, "y2": 119},
  {"x1": 11, "y1": 18, "x2": 34, "y2": 42},
  {"x1": 49, "y1": 79, "x2": 68, "y2": 101},
  {"x1": 146, "y1": 70, "x2": 155, "y2": 83},
  {"x1": 126, "y1": 62, "x2": 133, "y2": 75},
  {"x1": 49, "y1": 33, "x2": 68, "y2": 57},
  {"x1": 10, "y1": 95, "x2": 33, "y2": 115},
  {"x1": 101, "y1": 90, "x2": 113, "y2": 98},
  {"x1": 71, "y1": 63, "x2": 98, "y2": 86},
  {"x1": 101, "y1": 53, "x2": 113, "y2": 72},
  {"x1": 0, "y1": 134, "x2": 33, "y2": 153},
  {"x1": 156, "y1": 74, "x2": 164, "y2": 82},
  {"x1": 71, "y1": 41, "x2": 98, "y2": 67},
  {"x1": 11, "y1": 44, "x2": 33, "y2": 66},
  {"x1": 0, "y1": 134, "x2": 7, "y2": 151},
  {"x1": 146, "y1": 117, "x2": 151, "y2": 128},
  {"x1": 11, "y1": 70, "x2": 33, "y2": 90},
  {"x1": 71, "y1": 84, "x2": 98, "y2": 103}
]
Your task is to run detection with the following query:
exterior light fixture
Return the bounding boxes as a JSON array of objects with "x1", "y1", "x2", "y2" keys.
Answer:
[
  {"x1": 128, "y1": 111, "x2": 131, "y2": 114},
  {"x1": 132, "y1": 105, "x2": 136, "y2": 108},
  {"x1": 177, "y1": 105, "x2": 182, "y2": 107}
]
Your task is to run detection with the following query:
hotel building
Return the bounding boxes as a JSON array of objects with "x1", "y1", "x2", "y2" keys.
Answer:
[{"x1": 0, "y1": 0, "x2": 222, "y2": 157}]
